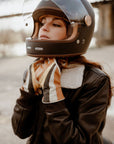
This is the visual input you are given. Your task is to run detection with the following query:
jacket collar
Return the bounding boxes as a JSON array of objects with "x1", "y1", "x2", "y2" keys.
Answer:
[{"x1": 61, "y1": 64, "x2": 85, "y2": 89}]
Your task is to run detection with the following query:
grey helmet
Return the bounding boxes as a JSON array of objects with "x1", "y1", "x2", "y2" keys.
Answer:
[{"x1": 26, "y1": 0, "x2": 95, "y2": 57}]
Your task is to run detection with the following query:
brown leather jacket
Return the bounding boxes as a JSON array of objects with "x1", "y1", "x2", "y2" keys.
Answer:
[{"x1": 12, "y1": 65, "x2": 111, "y2": 144}]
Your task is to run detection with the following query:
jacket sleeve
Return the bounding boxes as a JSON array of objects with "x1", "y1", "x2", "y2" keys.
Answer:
[
  {"x1": 11, "y1": 89, "x2": 38, "y2": 139},
  {"x1": 43, "y1": 75, "x2": 110, "y2": 144}
]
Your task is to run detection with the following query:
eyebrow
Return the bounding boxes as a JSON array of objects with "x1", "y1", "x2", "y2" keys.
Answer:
[
  {"x1": 53, "y1": 17, "x2": 62, "y2": 20},
  {"x1": 53, "y1": 18, "x2": 63, "y2": 21}
]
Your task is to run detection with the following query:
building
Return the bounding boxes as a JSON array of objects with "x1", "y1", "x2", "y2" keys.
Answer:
[{"x1": 90, "y1": 0, "x2": 114, "y2": 46}]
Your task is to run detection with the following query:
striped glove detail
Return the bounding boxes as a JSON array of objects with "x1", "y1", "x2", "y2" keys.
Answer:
[
  {"x1": 42, "y1": 59, "x2": 65, "y2": 103},
  {"x1": 21, "y1": 65, "x2": 35, "y2": 94}
]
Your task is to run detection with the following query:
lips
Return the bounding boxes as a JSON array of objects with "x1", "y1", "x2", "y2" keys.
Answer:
[{"x1": 40, "y1": 35, "x2": 49, "y2": 40}]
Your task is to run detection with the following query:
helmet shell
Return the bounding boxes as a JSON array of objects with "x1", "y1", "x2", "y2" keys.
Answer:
[{"x1": 26, "y1": 0, "x2": 95, "y2": 57}]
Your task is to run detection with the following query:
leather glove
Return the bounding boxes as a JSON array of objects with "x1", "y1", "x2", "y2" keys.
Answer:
[
  {"x1": 21, "y1": 65, "x2": 34, "y2": 93},
  {"x1": 21, "y1": 64, "x2": 42, "y2": 95},
  {"x1": 32, "y1": 58, "x2": 65, "y2": 103}
]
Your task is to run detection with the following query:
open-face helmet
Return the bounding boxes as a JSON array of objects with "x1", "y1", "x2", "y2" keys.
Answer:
[{"x1": 26, "y1": 0, "x2": 95, "y2": 57}]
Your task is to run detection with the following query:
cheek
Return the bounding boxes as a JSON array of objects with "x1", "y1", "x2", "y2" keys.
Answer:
[
  {"x1": 38, "y1": 29, "x2": 41, "y2": 38},
  {"x1": 52, "y1": 28, "x2": 67, "y2": 40}
]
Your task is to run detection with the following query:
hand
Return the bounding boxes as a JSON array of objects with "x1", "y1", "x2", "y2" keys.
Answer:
[
  {"x1": 31, "y1": 58, "x2": 56, "y2": 88},
  {"x1": 21, "y1": 64, "x2": 42, "y2": 95},
  {"x1": 32, "y1": 58, "x2": 65, "y2": 103},
  {"x1": 21, "y1": 65, "x2": 33, "y2": 92}
]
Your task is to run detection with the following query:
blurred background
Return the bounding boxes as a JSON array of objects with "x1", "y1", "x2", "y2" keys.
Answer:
[{"x1": 0, "y1": 0, "x2": 114, "y2": 143}]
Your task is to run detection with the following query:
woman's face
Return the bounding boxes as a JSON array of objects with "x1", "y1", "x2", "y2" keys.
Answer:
[{"x1": 38, "y1": 15, "x2": 67, "y2": 40}]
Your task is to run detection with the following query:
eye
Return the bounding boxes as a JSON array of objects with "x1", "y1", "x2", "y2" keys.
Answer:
[
  {"x1": 40, "y1": 22, "x2": 45, "y2": 27},
  {"x1": 53, "y1": 23, "x2": 61, "y2": 27}
]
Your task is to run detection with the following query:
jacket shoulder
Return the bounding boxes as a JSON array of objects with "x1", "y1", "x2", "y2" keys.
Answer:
[
  {"x1": 87, "y1": 65, "x2": 108, "y2": 76},
  {"x1": 83, "y1": 65, "x2": 109, "y2": 87}
]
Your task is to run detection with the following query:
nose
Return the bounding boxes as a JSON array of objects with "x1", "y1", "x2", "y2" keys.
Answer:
[{"x1": 41, "y1": 23, "x2": 49, "y2": 32}]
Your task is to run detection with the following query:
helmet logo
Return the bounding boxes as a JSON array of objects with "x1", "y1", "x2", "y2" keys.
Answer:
[
  {"x1": 27, "y1": 47, "x2": 31, "y2": 49},
  {"x1": 35, "y1": 47, "x2": 43, "y2": 51}
]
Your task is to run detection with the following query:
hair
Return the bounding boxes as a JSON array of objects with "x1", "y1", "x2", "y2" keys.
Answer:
[{"x1": 56, "y1": 55, "x2": 112, "y2": 106}]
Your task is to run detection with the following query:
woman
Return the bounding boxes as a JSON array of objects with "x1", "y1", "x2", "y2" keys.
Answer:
[{"x1": 12, "y1": 0, "x2": 113, "y2": 143}]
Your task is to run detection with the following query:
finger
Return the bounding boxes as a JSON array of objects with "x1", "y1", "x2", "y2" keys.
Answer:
[
  {"x1": 31, "y1": 64, "x2": 41, "y2": 91},
  {"x1": 22, "y1": 65, "x2": 35, "y2": 93},
  {"x1": 48, "y1": 58, "x2": 56, "y2": 64},
  {"x1": 43, "y1": 64, "x2": 56, "y2": 102},
  {"x1": 54, "y1": 67, "x2": 63, "y2": 101},
  {"x1": 22, "y1": 69, "x2": 30, "y2": 91},
  {"x1": 36, "y1": 58, "x2": 55, "y2": 78},
  {"x1": 34, "y1": 58, "x2": 44, "y2": 71},
  {"x1": 23, "y1": 69, "x2": 28, "y2": 83},
  {"x1": 39, "y1": 62, "x2": 56, "y2": 88}
]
